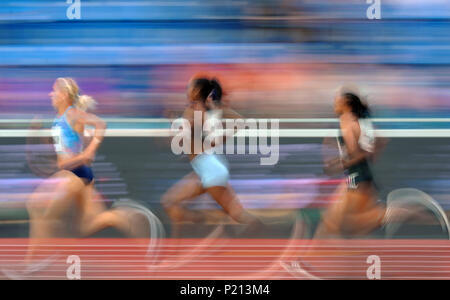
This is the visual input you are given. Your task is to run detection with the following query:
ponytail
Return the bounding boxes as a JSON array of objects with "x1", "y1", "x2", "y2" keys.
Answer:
[
  {"x1": 210, "y1": 78, "x2": 223, "y2": 103},
  {"x1": 190, "y1": 76, "x2": 224, "y2": 105},
  {"x1": 75, "y1": 94, "x2": 97, "y2": 112}
]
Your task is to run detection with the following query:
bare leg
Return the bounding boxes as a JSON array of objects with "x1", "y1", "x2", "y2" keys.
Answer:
[
  {"x1": 313, "y1": 182, "x2": 350, "y2": 239},
  {"x1": 79, "y1": 208, "x2": 136, "y2": 237},
  {"x1": 206, "y1": 184, "x2": 260, "y2": 225},
  {"x1": 161, "y1": 172, "x2": 206, "y2": 237},
  {"x1": 75, "y1": 181, "x2": 153, "y2": 237},
  {"x1": 303, "y1": 183, "x2": 380, "y2": 258},
  {"x1": 161, "y1": 172, "x2": 206, "y2": 223},
  {"x1": 339, "y1": 188, "x2": 385, "y2": 236},
  {"x1": 77, "y1": 184, "x2": 108, "y2": 225},
  {"x1": 75, "y1": 182, "x2": 126, "y2": 236},
  {"x1": 339, "y1": 186, "x2": 435, "y2": 235},
  {"x1": 25, "y1": 171, "x2": 84, "y2": 265}
]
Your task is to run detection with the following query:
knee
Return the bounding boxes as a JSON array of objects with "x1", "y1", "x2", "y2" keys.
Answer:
[
  {"x1": 161, "y1": 194, "x2": 184, "y2": 222},
  {"x1": 100, "y1": 211, "x2": 118, "y2": 228},
  {"x1": 226, "y1": 206, "x2": 257, "y2": 225},
  {"x1": 26, "y1": 196, "x2": 41, "y2": 216},
  {"x1": 27, "y1": 191, "x2": 49, "y2": 217},
  {"x1": 161, "y1": 193, "x2": 175, "y2": 211},
  {"x1": 227, "y1": 207, "x2": 245, "y2": 223},
  {"x1": 321, "y1": 215, "x2": 342, "y2": 235}
]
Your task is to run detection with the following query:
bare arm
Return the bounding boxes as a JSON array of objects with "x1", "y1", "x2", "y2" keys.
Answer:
[
  {"x1": 322, "y1": 137, "x2": 343, "y2": 175},
  {"x1": 214, "y1": 107, "x2": 243, "y2": 147}
]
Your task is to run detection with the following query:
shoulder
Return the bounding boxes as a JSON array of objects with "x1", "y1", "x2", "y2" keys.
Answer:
[
  {"x1": 65, "y1": 107, "x2": 88, "y2": 126},
  {"x1": 65, "y1": 106, "x2": 81, "y2": 118},
  {"x1": 339, "y1": 113, "x2": 357, "y2": 128},
  {"x1": 64, "y1": 107, "x2": 77, "y2": 124},
  {"x1": 222, "y1": 107, "x2": 242, "y2": 119},
  {"x1": 182, "y1": 107, "x2": 195, "y2": 119}
]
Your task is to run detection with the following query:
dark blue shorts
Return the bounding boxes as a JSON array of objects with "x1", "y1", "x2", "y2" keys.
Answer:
[{"x1": 70, "y1": 165, "x2": 94, "y2": 184}]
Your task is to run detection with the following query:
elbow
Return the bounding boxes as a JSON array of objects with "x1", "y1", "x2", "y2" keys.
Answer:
[
  {"x1": 56, "y1": 161, "x2": 65, "y2": 170},
  {"x1": 99, "y1": 119, "x2": 107, "y2": 130},
  {"x1": 361, "y1": 151, "x2": 373, "y2": 163}
]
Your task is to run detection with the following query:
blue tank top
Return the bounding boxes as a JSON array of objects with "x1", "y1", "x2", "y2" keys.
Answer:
[{"x1": 52, "y1": 106, "x2": 83, "y2": 155}]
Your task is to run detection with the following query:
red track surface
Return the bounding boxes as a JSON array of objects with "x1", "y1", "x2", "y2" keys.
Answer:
[{"x1": 0, "y1": 238, "x2": 449, "y2": 280}]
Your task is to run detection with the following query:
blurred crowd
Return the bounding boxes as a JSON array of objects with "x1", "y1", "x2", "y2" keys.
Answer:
[{"x1": 0, "y1": 0, "x2": 448, "y2": 119}]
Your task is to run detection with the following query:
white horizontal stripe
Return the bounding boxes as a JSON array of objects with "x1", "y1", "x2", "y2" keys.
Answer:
[
  {"x1": 0, "y1": 253, "x2": 449, "y2": 258},
  {"x1": 1, "y1": 269, "x2": 448, "y2": 274},
  {"x1": 2, "y1": 129, "x2": 450, "y2": 138},
  {"x1": 6, "y1": 276, "x2": 450, "y2": 279},
  {"x1": 0, "y1": 249, "x2": 448, "y2": 253},
  {"x1": 1, "y1": 259, "x2": 449, "y2": 265},
  {"x1": 1, "y1": 244, "x2": 450, "y2": 248},
  {"x1": 3, "y1": 1, "x2": 248, "y2": 8},
  {"x1": 0, "y1": 118, "x2": 450, "y2": 124}
]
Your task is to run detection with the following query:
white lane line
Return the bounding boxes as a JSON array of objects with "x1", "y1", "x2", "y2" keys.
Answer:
[
  {"x1": 1, "y1": 118, "x2": 450, "y2": 124},
  {"x1": 0, "y1": 244, "x2": 450, "y2": 248},
  {"x1": 1, "y1": 249, "x2": 450, "y2": 253},
  {"x1": 3, "y1": 128, "x2": 450, "y2": 137},
  {"x1": 3, "y1": 275, "x2": 450, "y2": 279}
]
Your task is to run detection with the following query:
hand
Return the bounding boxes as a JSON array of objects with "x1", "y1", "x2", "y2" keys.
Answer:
[
  {"x1": 80, "y1": 149, "x2": 95, "y2": 165},
  {"x1": 30, "y1": 116, "x2": 43, "y2": 130},
  {"x1": 323, "y1": 157, "x2": 344, "y2": 175}
]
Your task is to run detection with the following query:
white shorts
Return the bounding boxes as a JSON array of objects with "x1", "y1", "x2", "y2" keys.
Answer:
[{"x1": 191, "y1": 153, "x2": 230, "y2": 188}]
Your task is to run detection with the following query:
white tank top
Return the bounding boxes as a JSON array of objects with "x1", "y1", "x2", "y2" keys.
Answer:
[
  {"x1": 358, "y1": 118, "x2": 375, "y2": 153},
  {"x1": 336, "y1": 118, "x2": 375, "y2": 159}
]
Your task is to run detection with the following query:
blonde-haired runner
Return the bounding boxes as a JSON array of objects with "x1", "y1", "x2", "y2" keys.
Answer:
[{"x1": 2, "y1": 78, "x2": 158, "y2": 279}]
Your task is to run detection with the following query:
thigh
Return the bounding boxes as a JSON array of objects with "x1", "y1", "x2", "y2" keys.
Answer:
[
  {"x1": 76, "y1": 182, "x2": 108, "y2": 222},
  {"x1": 43, "y1": 170, "x2": 85, "y2": 220},
  {"x1": 206, "y1": 184, "x2": 242, "y2": 213},
  {"x1": 320, "y1": 182, "x2": 349, "y2": 223},
  {"x1": 162, "y1": 172, "x2": 205, "y2": 206},
  {"x1": 27, "y1": 170, "x2": 77, "y2": 217},
  {"x1": 340, "y1": 183, "x2": 384, "y2": 232},
  {"x1": 345, "y1": 182, "x2": 378, "y2": 214},
  {"x1": 320, "y1": 182, "x2": 374, "y2": 230}
]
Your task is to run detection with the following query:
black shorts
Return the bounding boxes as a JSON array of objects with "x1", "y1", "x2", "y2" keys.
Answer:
[
  {"x1": 70, "y1": 165, "x2": 94, "y2": 185},
  {"x1": 345, "y1": 160, "x2": 373, "y2": 189}
]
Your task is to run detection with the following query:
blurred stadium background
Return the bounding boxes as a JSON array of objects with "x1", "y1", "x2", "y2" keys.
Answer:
[{"x1": 0, "y1": 0, "x2": 450, "y2": 240}]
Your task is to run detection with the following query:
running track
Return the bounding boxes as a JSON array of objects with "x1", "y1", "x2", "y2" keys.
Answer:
[{"x1": 0, "y1": 238, "x2": 449, "y2": 280}]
